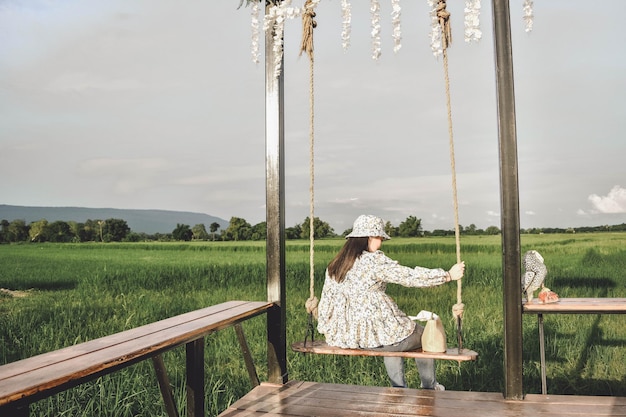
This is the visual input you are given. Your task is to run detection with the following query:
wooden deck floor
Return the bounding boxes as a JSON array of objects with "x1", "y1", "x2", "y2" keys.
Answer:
[{"x1": 219, "y1": 381, "x2": 626, "y2": 417}]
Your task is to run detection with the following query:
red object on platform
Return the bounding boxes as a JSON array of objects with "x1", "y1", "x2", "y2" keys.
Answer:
[{"x1": 538, "y1": 287, "x2": 560, "y2": 304}]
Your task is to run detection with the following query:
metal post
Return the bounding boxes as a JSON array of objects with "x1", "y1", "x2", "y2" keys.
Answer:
[
  {"x1": 538, "y1": 314, "x2": 547, "y2": 394},
  {"x1": 265, "y1": 3, "x2": 288, "y2": 385},
  {"x1": 185, "y1": 339, "x2": 205, "y2": 417},
  {"x1": 0, "y1": 405, "x2": 29, "y2": 417},
  {"x1": 491, "y1": 0, "x2": 523, "y2": 399}
]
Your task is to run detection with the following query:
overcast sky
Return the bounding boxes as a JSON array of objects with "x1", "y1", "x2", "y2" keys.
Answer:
[{"x1": 1, "y1": 0, "x2": 624, "y2": 234}]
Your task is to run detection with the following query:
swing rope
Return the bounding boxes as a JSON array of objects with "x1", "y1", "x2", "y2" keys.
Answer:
[
  {"x1": 297, "y1": 0, "x2": 465, "y2": 350},
  {"x1": 436, "y1": 0, "x2": 464, "y2": 351},
  {"x1": 301, "y1": 0, "x2": 318, "y2": 345}
]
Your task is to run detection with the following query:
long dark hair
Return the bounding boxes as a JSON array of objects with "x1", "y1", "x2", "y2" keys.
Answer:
[{"x1": 327, "y1": 237, "x2": 369, "y2": 283}]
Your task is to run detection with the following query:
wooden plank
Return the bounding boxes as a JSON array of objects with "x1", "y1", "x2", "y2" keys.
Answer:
[
  {"x1": 225, "y1": 382, "x2": 451, "y2": 416},
  {"x1": 1, "y1": 301, "x2": 271, "y2": 403},
  {"x1": 524, "y1": 393, "x2": 626, "y2": 406},
  {"x1": 291, "y1": 341, "x2": 477, "y2": 362},
  {"x1": 0, "y1": 301, "x2": 267, "y2": 381},
  {"x1": 523, "y1": 298, "x2": 626, "y2": 314},
  {"x1": 220, "y1": 381, "x2": 626, "y2": 417},
  {"x1": 0, "y1": 301, "x2": 272, "y2": 406}
]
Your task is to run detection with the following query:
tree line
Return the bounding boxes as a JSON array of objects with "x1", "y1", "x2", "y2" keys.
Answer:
[{"x1": 1, "y1": 215, "x2": 624, "y2": 243}]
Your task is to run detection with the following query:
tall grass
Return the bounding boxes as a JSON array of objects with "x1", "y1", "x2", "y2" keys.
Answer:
[{"x1": 1, "y1": 233, "x2": 626, "y2": 415}]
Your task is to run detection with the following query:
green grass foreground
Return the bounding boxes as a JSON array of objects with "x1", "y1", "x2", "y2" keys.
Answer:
[{"x1": 1, "y1": 233, "x2": 626, "y2": 416}]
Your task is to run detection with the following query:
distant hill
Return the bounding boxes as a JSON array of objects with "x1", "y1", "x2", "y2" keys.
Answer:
[{"x1": 0, "y1": 205, "x2": 229, "y2": 234}]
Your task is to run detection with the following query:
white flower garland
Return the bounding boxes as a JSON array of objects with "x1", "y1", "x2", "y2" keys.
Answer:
[
  {"x1": 427, "y1": 0, "x2": 443, "y2": 57},
  {"x1": 523, "y1": 0, "x2": 534, "y2": 32},
  {"x1": 263, "y1": 0, "x2": 302, "y2": 78},
  {"x1": 370, "y1": 0, "x2": 381, "y2": 60},
  {"x1": 391, "y1": 0, "x2": 402, "y2": 53},
  {"x1": 249, "y1": 0, "x2": 530, "y2": 67},
  {"x1": 250, "y1": 1, "x2": 261, "y2": 64},
  {"x1": 464, "y1": 0, "x2": 482, "y2": 43},
  {"x1": 341, "y1": 0, "x2": 352, "y2": 52}
]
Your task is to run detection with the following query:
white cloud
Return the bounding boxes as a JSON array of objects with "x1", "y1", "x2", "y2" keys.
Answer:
[
  {"x1": 525, "y1": 210, "x2": 536, "y2": 216},
  {"x1": 487, "y1": 211, "x2": 500, "y2": 217},
  {"x1": 588, "y1": 185, "x2": 626, "y2": 214}
]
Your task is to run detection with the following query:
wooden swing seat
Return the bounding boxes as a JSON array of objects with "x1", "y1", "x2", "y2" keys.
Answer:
[{"x1": 292, "y1": 340, "x2": 478, "y2": 362}]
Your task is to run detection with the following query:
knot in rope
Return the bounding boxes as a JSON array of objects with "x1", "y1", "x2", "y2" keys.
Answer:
[
  {"x1": 305, "y1": 296, "x2": 319, "y2": 320},
  {"x1": 300, "y1": 0, "x2": 317, "y2": 58},
  {"x1": 452, "y1": 302, "x2": 464, "y2": 319},
  {"x1": 436, "y1": 0, "x2": 452, "y2": 50}
]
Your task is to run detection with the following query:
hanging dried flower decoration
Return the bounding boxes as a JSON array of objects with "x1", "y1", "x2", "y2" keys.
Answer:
[
  {"x1": 464, "y1": 0, "x2": 481, "y2": 43},
  {"x1": 250, "y1": 1, "x2": 261, "y2": 64},
  {"x1": 427, "y1": 0, "x2": 443, "y2": 57},
  {"x1": 341, "y1": 0, "x2": 352, "y2": 52},
  {"x1": 370, "y1": 0, "x2": 382, "y2": 60},
  {"x1": 391, "y1": 0, "x2": 402, "y2": 53},
  {"x1": 263, "y1": 0, "x2": 303, "y2": 78},
  {"x1": 523, "y1": 0, "x2": 534, "y2": 32},
  {"x1": 246, "y1": 0, "x2": 531, "y2": 69}
]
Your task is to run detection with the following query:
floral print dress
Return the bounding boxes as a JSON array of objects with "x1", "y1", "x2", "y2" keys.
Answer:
[{"x1": 317, "y1": 250, "x2": 448, "y2": 349}]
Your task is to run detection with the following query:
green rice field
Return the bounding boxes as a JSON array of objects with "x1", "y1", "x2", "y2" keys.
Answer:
[{"x1": 1, "y1": 232, "x2": 625, "y2": 416}]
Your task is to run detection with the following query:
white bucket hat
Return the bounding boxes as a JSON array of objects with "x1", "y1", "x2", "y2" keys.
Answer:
[{"x1": 346, "y1": 214, "x2": 391, "y2": 240}]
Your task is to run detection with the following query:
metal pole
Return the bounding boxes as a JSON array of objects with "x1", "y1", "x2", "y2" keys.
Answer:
[
  {"x1": 538, "y1": 314, "x2": 547, "y2": 394},
  {"x1": 185, "y1": 339, "x2": 205, "y2": 417},
  {"x1": 265, "y1": 3, "x2": 288, "y2": 385},
  {"x1": 491, "y1": 0, "x2": 523, "y2": 399}
]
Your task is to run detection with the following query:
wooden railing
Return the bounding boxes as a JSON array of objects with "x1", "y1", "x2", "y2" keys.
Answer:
[
  {"x1": 0, "y1": 300, "x2": 273, "y2": 417},
  {"x1": 523, "y1": 298, "x2": 626, "y2": 394}
]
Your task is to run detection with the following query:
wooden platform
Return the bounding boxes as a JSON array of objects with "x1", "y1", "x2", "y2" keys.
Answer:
[
  {"x1": 219, "y1": 381, "x2": 626, "y2": 417},
  {"x1": 292, "y1": 340, "x2": 478, "y2": 362}
]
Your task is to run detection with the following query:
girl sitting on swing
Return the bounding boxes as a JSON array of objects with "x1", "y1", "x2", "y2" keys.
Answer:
[{"x1": 317, "y1": 214, "x2": 465, "y2": 390}]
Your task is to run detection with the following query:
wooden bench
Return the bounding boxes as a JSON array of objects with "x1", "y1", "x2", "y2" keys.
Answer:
[
  {"x1": 0, "y1": 300, "x2": 273, "y2": 417},
  {"x1": 292, "y1": 340, "x2": 478, "y2": 362},
  {"x1": 523, "y1": 297, "x2": 626, "y2": 394}
]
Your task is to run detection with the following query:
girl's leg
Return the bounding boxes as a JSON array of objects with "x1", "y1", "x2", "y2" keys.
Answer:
[
  {"x1": 415, "y1": 358, "x2": 436, "y2": 389},
  {"x1": 374, "y1": 325, "x2": 440, "y2": 389},
  {"x1": 383, "y1": 356, "x2": 407, "y2": 388}
]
